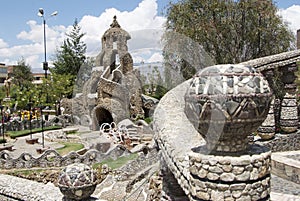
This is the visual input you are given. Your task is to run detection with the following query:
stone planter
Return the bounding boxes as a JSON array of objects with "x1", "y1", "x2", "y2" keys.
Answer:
[
  {"x1": 185, "y1": 64, "x2": 272, "y2": 153},
  {"x1": 58, "y1": 183, "x2": 97, "y2": 200},
  {"x1": 58, "y1": 163, "x2": 97, "y2": 200},
  {"x1": 36, "y1": 146, "x2": 50, "y2": 154},
  {"x1": 25, "y1": 138, "x2": 39, "y2": 144}
]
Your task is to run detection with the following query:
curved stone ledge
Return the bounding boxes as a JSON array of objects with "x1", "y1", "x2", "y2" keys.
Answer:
[
  {"x1": 0, "y1": 149, "x2": 101, "y2": 169},
  {"x1": 154, "y1": 78, "x2": 272, "y2": 201},
  {"x1": 189, "y1": 145, "x2": 271, "y2": 183},
  {"x1": 189, "y1": 175, "x2": 271, "y2": 201},
  {"x1": 0, "y1": 174, "x2": 63, "y2": 201}
]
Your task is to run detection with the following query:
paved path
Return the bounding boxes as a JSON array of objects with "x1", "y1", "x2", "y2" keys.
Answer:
[
  {"x1": 2, "y1": 125, "x2": 300, "y2": 200},
  {"x1": 3, "y1": 125, "x2": 99, "y2": 159}
]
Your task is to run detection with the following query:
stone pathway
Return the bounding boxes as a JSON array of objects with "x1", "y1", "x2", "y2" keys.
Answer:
[
  {"x1": 1, "y1": 125, "x2": 300, "y2": 200},
  {"x1": 5, "y1": 131, "x2": 63, "y2": 159},
  {"x1": 271, "y1": 175, "x2": 300, "y2": 196}
]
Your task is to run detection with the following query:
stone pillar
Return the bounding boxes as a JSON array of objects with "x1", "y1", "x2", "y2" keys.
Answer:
[
  {"x1": 189, "y1": 146, "x2": 271, "y2": 201},
  {"x1": 258, "y1": 98, "x2": 275, "y2": 140},
  {"x1": 258, "y1": 70, "x2": 276, "y2": 140},
  {"x1": 185, "y1": 65, "x2": 272, "y2": 201},
  {"x1": 280, "y1": 64, "x2": 298, "y2": 133},
  {"x1": 297, "y1": 29, "x2": 300, "y2": 50}
]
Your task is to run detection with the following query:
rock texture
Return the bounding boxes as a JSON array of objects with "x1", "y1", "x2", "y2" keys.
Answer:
[{"x1": 185, "y1": 64, "x2": 272, "y2": 153}]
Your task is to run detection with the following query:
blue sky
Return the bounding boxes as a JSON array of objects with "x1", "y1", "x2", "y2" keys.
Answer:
[
  {"x1": 0, "y1": 0, "x2": 171, "y2": 46},
  {"x1": 0, "y1": 0, "x2": 299, "y2": 72}
]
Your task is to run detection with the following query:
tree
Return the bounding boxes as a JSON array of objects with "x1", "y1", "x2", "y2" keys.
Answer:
[
  {"x1": 8, "y1": 59, "x2": 35, "y2": 109},
  {"x1": 52, "y1": 19, "x2": 87, "y2": 76},
  {"x1": 49, "y1": 72, "x2": 75, "y2": 101},
  {"x1": 12, "y1": 58, "x2": 33, "y2": 88},
  {"x1": 165, "y1": 0, "x2": 295, "y2": 73}
]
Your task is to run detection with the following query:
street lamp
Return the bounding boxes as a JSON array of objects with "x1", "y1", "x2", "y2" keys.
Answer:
[
  {"x1": 38, "y1": 8, "x2": 58, "y2": 79},
  {"x1": 39, "y1": 105, "x2": 45, "y2": 148},
  {"x1": 0, "y1": 105, "x2": 4, "y2": 145}
]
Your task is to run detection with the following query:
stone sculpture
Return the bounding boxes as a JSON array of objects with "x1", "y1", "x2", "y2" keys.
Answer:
[
  {"x1": 185, "y1": 64, "x2": 272, "y2": 153},
  {"x1": 58, "y1": 163, "x2": 98, "y2": 200}
]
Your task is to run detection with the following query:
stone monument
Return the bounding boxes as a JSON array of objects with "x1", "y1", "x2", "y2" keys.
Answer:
[
  {"x1": 91, "y1": 16, "x2": 144, "y2": 130},
  {"x1": 66, "y1": 16, "x2": 145, "y2": 130},
  {"x1": 185, "y1": 64, "x2": 272, "y2": 200}
]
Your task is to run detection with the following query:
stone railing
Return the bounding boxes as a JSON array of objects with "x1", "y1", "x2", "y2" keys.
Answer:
[
  {"x1": 242, "y1": 50, "x2": 300, "y2": 135},
  {"x1": 0, "y1": 143, "x2": 129, "y2": 169},
  {"x1": 153, "y1": 50, "x2": 300, "y2": 201},
  {"x1": 240, "y1": 49, "x2": 300, "y2": 72},
  {"x1": 0, "y1": 149, "x2": 99, "y2": 169},
  {"x1": 0, "y1": 174, "x2": 63, "y2": 201},
  {"x1": 153, "y1": 80, "x2": 205, "y2": 200},
  {"x1": 2, "y1": 114, "x2": 74, "y2": 132}
]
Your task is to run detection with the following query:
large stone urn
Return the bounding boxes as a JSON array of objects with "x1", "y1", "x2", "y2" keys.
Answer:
[
  {"x1": 58, "y1": 163, "x2": 98, "y2": 200},
  {"x1": 185, "y1": 64, "x2": 272, "y2": 154}
]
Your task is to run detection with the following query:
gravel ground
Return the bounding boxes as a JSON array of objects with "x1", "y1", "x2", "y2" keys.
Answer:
[{"x1": 271, "y1": 174, "x2": 300, "y2": 196}]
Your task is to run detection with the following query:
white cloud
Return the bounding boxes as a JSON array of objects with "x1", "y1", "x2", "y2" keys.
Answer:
[
  {"x1": 278, "y1": 5, "x2": 300, "y2": 34},
  {"x1": 0, "y1": 39, "x2": 8, "y2": 48},
  {"x1": 5, "y1": 0, "x2": 300, "y2": 72},
  {"x1": 0, "y1": 0, "x2": 166, "y2": 70},
  {"x1": 79, "y1": 0, "x2": 166, "y2": 59}
]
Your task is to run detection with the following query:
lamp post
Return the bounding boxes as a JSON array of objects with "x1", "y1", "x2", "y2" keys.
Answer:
[
  {"x1": 40, "y1": 105, "x2": 45, "y2": 148},
  {"x1": 38, "y1": 8, "x2": 58, "y2": 79},
  {"x1": 38, "y1": 8, "x2": 58, "y2": 109},
  {"x1": 28, "y1": 102, "x2": 33, "y2": 138},
  {"x1": 0, "y1": 105, "x2": 4, "y2": 145}
]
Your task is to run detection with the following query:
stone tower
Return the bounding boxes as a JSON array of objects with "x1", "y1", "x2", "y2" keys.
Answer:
[
  {"x1": 91, "y1": 16, "x2": 144, "y2": 130},
  {"x1": 95, "y1": 15, "x2": 131, "y2": 72}
]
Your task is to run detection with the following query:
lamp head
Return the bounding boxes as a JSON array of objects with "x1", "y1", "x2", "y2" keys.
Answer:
[
  {"x1": 38, "y1": 8, "x2": 44, "y2": 17},
  {"x1": 51, "y1": 11, "x2": 58, "y2": 16}
]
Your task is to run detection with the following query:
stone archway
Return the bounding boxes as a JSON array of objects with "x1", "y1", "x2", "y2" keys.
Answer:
[{"x1": 95, "y1": 107, "x2": 113, "y2": 127}]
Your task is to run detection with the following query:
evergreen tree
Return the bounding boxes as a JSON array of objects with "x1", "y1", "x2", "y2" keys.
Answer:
[
  {"x1": 12, "y1": 58, "x2": 33, "y2": 88},
  {"x1": 52, "y1": 19, "x2": 87, "y2": 76}
]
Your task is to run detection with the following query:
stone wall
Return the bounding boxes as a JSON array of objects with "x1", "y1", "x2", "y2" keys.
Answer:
[
  {"x1": 189, "y1": 146, "x2": 271, "y2": 201},
  {"x1": 3, "y1": 114, "x2": 74, "y2": 132},
  {"x1": 271, "y1": 151, "x2": 300, "y2": 185},
  {"x1": 0, "y1": 174, "x2": 63, "y2": 201},
  {"x1": 0, "y1": 149, "x2": 99, "y2": 169},
  {"x1": 257, "y1": 133, "x2": 300, "y2": 152},
  {"x1": 0, "y1": 143, "x2": 130, "y2": 169},
  {"x1": 153, "y1": 80, "x2": 207, "y2": 200}
]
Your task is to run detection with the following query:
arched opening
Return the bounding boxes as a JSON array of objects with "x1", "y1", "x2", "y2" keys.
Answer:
[{"x1": 96, "y1": 107, "x2": 113, "y2": 127}]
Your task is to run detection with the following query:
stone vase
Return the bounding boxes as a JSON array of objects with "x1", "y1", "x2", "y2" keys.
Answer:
[
  {"x1": 257, "y1": 98, "x2": 275, "y2": 140},
  {"x1": 58, "y1": 163, "x2": 98, "y2": 200},
  {"x1": 185, "y1": 64, "x2": 272, "y2": 154}
]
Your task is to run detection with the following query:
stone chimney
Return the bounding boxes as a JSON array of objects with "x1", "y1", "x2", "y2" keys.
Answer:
[{"x1": 297, "y1": 29, "x2": 300, "y2": 49}]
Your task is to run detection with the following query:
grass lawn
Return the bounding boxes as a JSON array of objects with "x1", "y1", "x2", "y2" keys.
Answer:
[
  {"x1": 93, "y1": 153, "x2": 138, "y2": 170},
  {"x1": 7, "y1": 126, "x2": 62, "y2": 139},
  {"x1": 55, "y1": 142, "x2": 84, "y2": 156}
]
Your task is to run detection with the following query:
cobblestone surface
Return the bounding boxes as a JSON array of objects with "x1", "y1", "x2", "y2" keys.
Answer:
[{"x1": 271, "y1": 175, "x2": 300, "y2": 196}]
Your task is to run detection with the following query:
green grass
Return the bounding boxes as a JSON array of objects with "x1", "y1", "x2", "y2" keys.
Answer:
[
  {"x1": 144, "y1": 117, "x2": 153, "y2": 124},
  {"x1": 56, "y1": 142, "x2": 84, "y2": 156},
  {"x1": 8, "y1": 168, "x2": 45, "y2": 176},
  {"x1": 65, "y1": 130, "x2": 78, "y2": 135},
  {"x1": 93, "y1": 153, "x2": 138, "y2": 170},
  {"x1": 7, "y1": 126, "x2": 62, "y2": 139}
]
